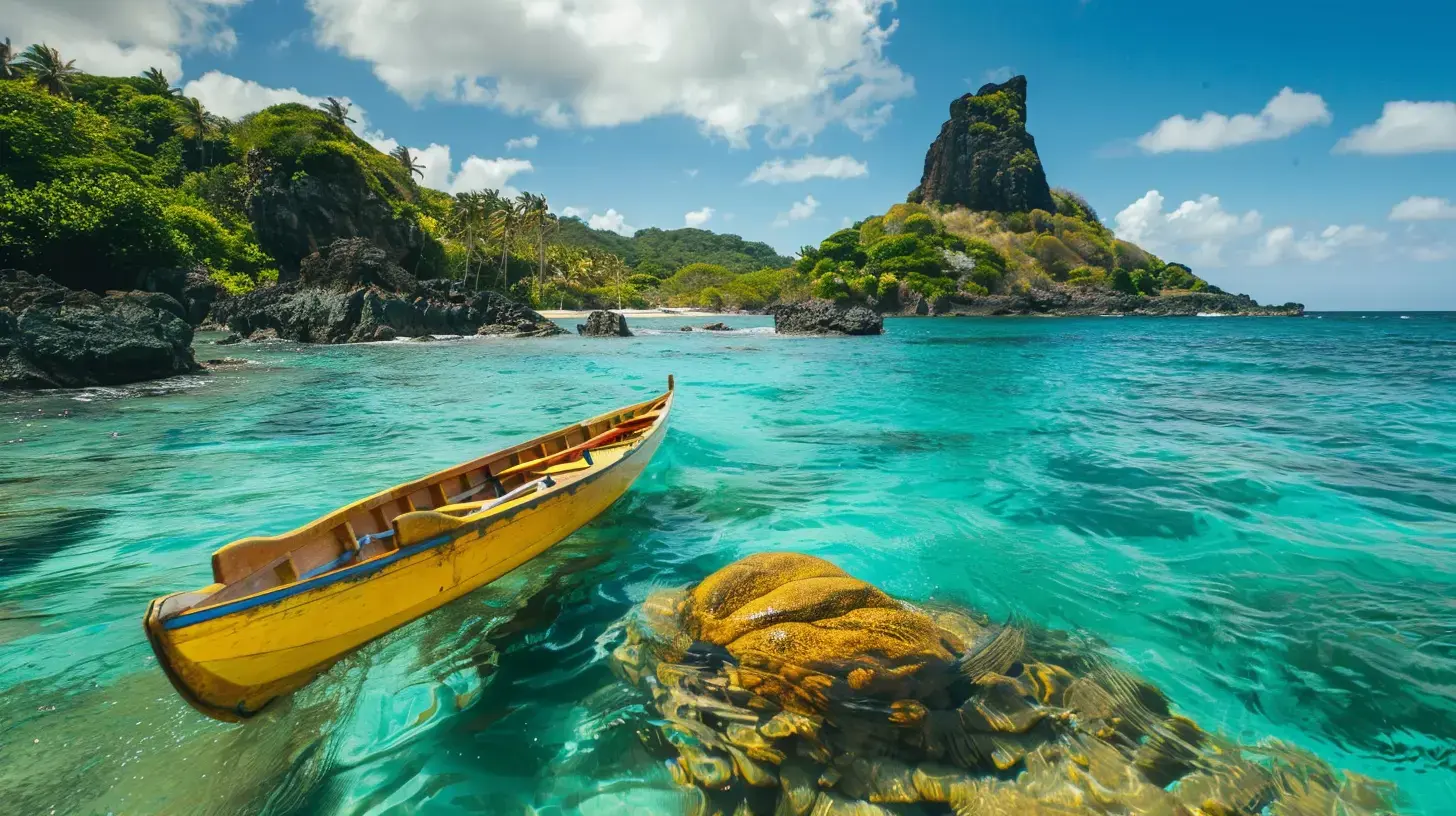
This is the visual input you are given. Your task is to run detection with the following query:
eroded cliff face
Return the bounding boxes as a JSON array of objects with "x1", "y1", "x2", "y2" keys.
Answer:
[{"x1": 910, "y1": 76, "x2": 1056, "y2": 214}]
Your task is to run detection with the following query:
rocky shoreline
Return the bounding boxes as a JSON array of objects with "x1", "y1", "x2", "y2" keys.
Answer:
[{"x1": 893, "y1": 286, "x2": 1304, "y2": 317}]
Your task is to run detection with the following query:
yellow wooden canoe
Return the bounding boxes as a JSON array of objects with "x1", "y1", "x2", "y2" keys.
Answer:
[{"x1": 144, "y1": 378, "x2": 675, "y2": 722}]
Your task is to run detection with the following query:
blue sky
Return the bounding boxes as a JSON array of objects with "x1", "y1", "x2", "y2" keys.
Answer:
[{"x1": 12, "y1": 0, "x2": 1456, "y2": 309}]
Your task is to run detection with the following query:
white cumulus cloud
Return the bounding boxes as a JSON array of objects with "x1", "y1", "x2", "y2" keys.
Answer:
[
  {"x1": 1113, "y1": 190, "x2": 1262, "y2": 266},
  {"x1": 774, "y1": 195, "x2": 819, "y2": 227},
  {"x1": 1335, "y1": 101, "x2": 1456, "y2": 154},
  {"x1": 684, "y1": 207, "x2": 715, "y2": 228},
  {"x1": 0, "y1": 0, "x2": 248, "y2": 78},
  {"x1": 505, "y1": 134, "x2": 539, "y2": 150},
  {"x1": 589, "y1": 209, "x2": 636, "y2": 236},
  {"x1": 746, "y1": 155, "x2": 869, "y2": 184},
  {"x1": 1389, "y1": 196, "x2": 1456, "y2": 221},
  {"x1": 304, "y1": 0, "x2": 913, "y2": 147},
  {"x1": 561, "y1": 206, "x2": 590, "y2": 219},
  {"x1": 1250, "y1": 224, "x2": 1386, "y2": 265},
  {"x1": 1137, "y1": 88, "x2": 1331, "y2": 153},
  {"x1": 183, "y1": 71, "x2": 336, "y2": 120},
  {"x1": 180, "y1": 73, "x2": 533, "y2": 197}
]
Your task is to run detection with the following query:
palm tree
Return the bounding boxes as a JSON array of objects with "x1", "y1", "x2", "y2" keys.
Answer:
[
  {"x1": 140, "y1": 67, "x2": 178, "y2": 97},
  {"x1": 515, "y1": 192, "x2": 555, "y2": 300},
  {"x1": 319, "y1": 97, "x2": 355, "y2": 127},
  {"x1": 175, "y1": 96, "x2": 221, "y2": 169},
  {"x1": 391, "y1": 145, "x2": 425, "y2": 180},
  {"x1": 489, "y1": 197, "x2": 523, "y2": 289},
  {"x1": 0, "y1": 39, "x2": 24, "y2": 81},
  {"x1": 17, "y1": 44, "x2": 78, "y2": 97}
]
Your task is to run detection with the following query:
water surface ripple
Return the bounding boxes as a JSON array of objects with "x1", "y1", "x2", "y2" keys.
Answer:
[{"x1": 1, "y1": 313, "x2": 1453, "y2": 813}]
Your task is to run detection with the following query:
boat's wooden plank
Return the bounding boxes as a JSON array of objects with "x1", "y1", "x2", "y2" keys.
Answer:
[{"x1": 536, "y1": 459, "x2": 592, "y2": 476}]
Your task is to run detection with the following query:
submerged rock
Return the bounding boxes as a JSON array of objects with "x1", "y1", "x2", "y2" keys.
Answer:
[
  {"x1": 702, "y1": 322, "x2": 731, "y2": 332},
  {"x1": 578, "y1": 310, "x2": 633, "y2": 337},
  {"x1": 0, "y1": 270, "x2": 200, "y2": 389},
  {"x1": 771, "y1": 300, "x2": 883, "y2": 336},
  {"x1": 609, "y1": 552, "x2": 1400, "y2": 816}
]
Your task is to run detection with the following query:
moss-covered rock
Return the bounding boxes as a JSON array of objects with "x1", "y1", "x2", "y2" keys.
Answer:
[{"x1": 910, "y1": 76, "x2": 1056, "y2": 214}]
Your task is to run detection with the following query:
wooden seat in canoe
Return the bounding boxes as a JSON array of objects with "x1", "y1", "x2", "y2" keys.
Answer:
[{"x1": 494, "y1": 413, "x2": 660, "y2": 479}]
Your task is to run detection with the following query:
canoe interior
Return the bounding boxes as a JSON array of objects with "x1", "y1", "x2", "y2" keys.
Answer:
[{"x1": 163, "y1": 389, "x2": 672, "y2": 619}]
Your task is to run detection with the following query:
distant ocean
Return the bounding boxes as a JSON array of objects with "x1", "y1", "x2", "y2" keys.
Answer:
[{"x1": 2, "y1": 312, "x2": 1452, "y2": 813}]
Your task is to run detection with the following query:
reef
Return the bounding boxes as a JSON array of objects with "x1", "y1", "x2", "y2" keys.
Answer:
[{"x1": 610, "y1": 552, "x2": 1399, "y2": 815}]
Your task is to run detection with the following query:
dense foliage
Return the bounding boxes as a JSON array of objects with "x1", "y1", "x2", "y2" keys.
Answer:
[
  {"x1": 554, "y1": 220, "x2": 790, "y2": 274},
  {"x1": 786, "y1": 195, "x2": 1215, "y2": 311},
  {"x1": 0, "y1": 46, "x2": 794, "y2": 311}
]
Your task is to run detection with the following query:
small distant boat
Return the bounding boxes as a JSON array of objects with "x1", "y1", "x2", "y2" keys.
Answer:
[{"x1": 145, "y1": 378, "x2": 675, "y2": 722}]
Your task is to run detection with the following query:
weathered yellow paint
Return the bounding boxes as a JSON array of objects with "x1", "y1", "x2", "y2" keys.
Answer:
[{"x1": 145, "y1": 385, "x2": 673, "y2": 722}]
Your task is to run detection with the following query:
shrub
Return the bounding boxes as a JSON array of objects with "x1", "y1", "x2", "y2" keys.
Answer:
[
  {"x1": 858, "y1": 216, "x2": 887, "y2": 246},
  {"x1": 698, "y1": 286, "x2": 724, "y2": 310},
  {"x1": 867, "y1": 234, "x2": 922, "y2": 261},
  {"x1": 969, "y1": 121, "x2": 998, "y2": 137},
  {"x1": 1066, "y1": 265, "x2": 1107, "y2": 288},
  {"x1": 1110, "y1": 268, "x2": 1137, "y2": 295},
  {"x1": 847, "y1": 273, "x2": 878, "y2": 300},
  {"x1": 0, "y1": 81, "x2": 145, "y2": 187},
  {"x1": 1006, "y1": 211, "x2": 1031, "y2": 233},
  {"x1": 1131, "y1": 269, "x2": 1160, "y2": 296},
  {"x1": 1030, "y1": 234, "x2": 1080, "y2": 278},
  {"x1": 817, "y1": 228, "x2": 866, "y2": 265},
  {"x1": 0, "y1": 172, "x2": 185, "y2": 291},
  {"x1": 876, "y1": 273, "x2": 900, "y2": 300},
  {"x1": 1029, "y1": 209, "x2": 1055, "y2": 234},
  {"x1": 902, "y1": 212, "x2": 938, "y2": 237},
  {"x1": 1060, "y1": 229, "x2": 1114, "y2": 270},
  {"x1": 1112, "y1": 239, "x2": 1154, "y2": 271},
  {"x1": 1051, "y1": 188, "x2": 1100, "y2": 224},
  {"x1": 812, "y1": 274, "x2": 849, "y2": 300},
  {"x1": 903, "y1": 272, "x2": 954, "y2": 300},
  {"x1": 1160, "y1": 262, "x2": 1199, "y2": 289},
  {"x1": 661, "y1": 262, "x2": 735, "y2": 296}
]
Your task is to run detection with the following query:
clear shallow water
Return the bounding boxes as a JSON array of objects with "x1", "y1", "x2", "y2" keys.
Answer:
[{"x1": 1, "y1": 313, "x2": 1453, "y2": 814}]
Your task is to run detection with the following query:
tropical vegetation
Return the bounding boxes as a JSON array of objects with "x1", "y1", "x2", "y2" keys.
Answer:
[{"x1": 0, "y1": 43, "x2": 797, "y2": 310}]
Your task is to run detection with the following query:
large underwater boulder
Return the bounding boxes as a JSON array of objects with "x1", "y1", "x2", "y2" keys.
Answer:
[{"x1": 609, "y1": 552, "x2": 1400, "y2": 816}]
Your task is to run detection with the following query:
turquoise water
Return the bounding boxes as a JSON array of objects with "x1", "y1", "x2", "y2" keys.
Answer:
[{"x1": 1, "y1": 313, "x2": 1453, "y2": 814}]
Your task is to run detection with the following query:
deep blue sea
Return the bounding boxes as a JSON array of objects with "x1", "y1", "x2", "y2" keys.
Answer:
[{"x1": 1, "y1": 313, "x2": 1453, "y2": 814}]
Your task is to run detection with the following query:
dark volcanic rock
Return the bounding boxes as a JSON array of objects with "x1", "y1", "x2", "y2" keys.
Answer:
[
  {"x1": 244, "y1": 149, "x2": 439, "y2": 281},
  {"x1": 702, "y1": 322, "x2": 731, "y2": 332},
  {"x1": 299, "y1": 238, "x2": 417, "y2": 292},
  {"x1": 135, "y1": 266, "x2": 221, "y2": 325},
  {"x1": 577, "y1": 310, "x2": 632, "y2": 337},
  {"x1": 910, "y1": 75, "x2": 1056, "y2": 214},
  {"x1": 935, "y1": 285, "x2": 1304, "y2": 317},
  {"x1": 772, "y1": 300, "x2": 883, "y2": 336},
  {"x1": 0, "y1": 270, "x2": 201, "y2": 389},
  {"x1": 214, "y1": 279, "x2": 563, "y2": 344}
]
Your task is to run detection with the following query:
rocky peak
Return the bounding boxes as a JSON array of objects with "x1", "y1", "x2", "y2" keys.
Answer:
[{"x1": 909, "y1": 75, "x2": 1056, "y2": 214}]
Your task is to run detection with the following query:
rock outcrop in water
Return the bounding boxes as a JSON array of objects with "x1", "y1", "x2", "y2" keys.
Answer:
[
  {"x1": 771, "y1": 300, "x2": 883, "y2": 335},
  {"x1": 577, "y1": 310, "x2": 633, "y2": 337},
  {"x1": 909, "y1": 76, "x2": 1056, "y2": 214},
  {"x1": 611, "y1": 552, "x2": 1399, "y2": 816},
  {"x1": 215, "y1": 238, "x2": 562, "y2": 342},
  {"x1": 944, "y1": 285, "x2": 1304, "y2": 317},
  {"x1": 0, "y1": 270, "x2": 200, "y2": 388}
]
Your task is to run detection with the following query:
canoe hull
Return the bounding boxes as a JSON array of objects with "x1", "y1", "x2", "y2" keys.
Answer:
[{"x1": 145, "y1": 411, "x2": 666, "y2": 722}]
